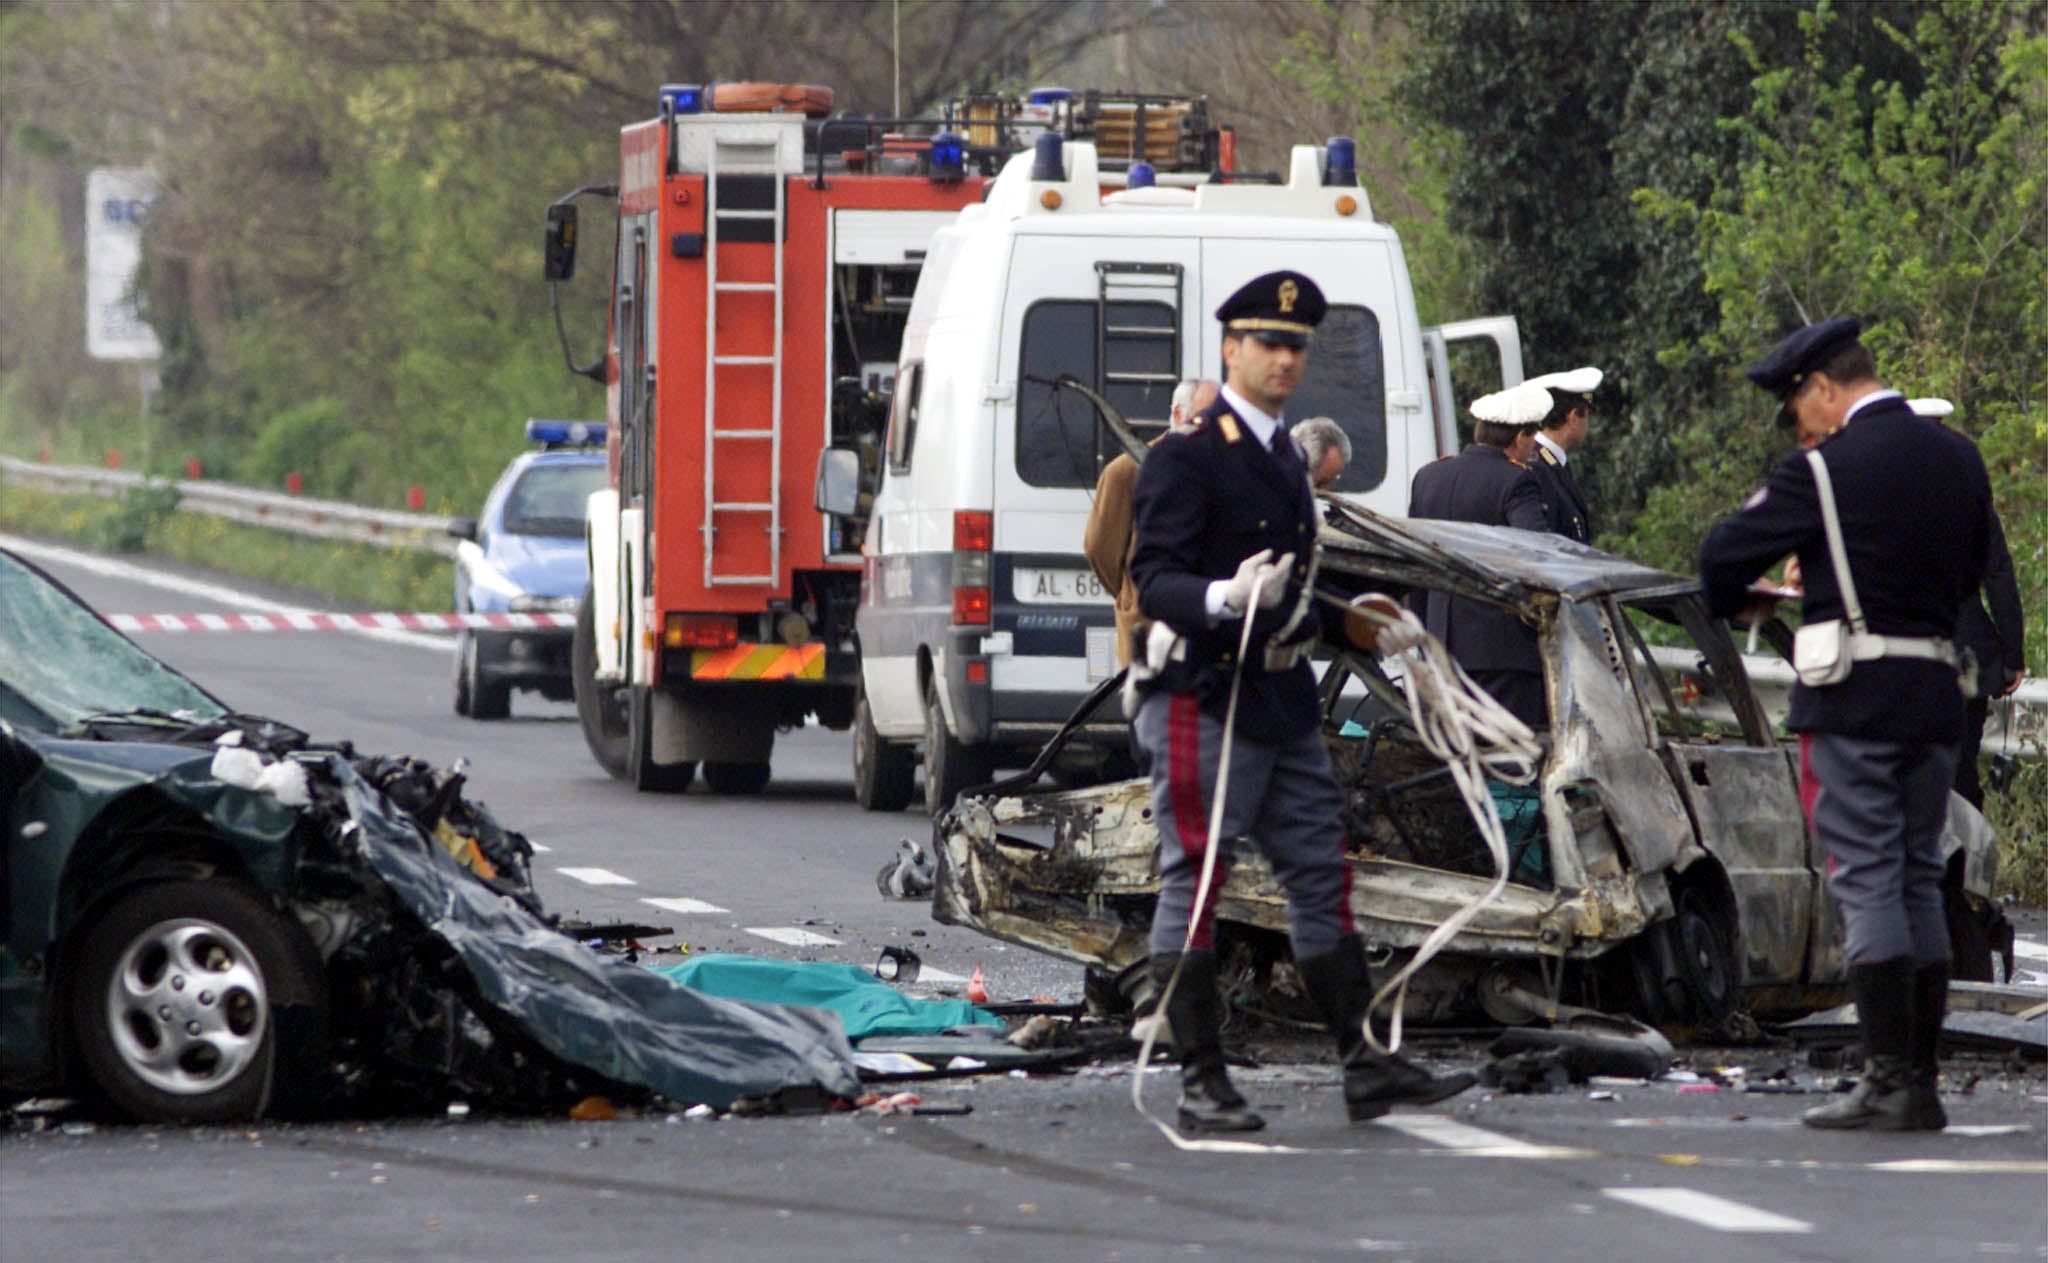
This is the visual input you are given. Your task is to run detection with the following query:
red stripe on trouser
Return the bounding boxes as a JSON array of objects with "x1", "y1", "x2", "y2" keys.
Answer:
[
  {"x1": 1797, "y1": 733, "x2": 1834, "y2": 877},
  {"x1": 1336, "y1": 841, "x2": 1356, "y2": 935},
  {"x1": 1168, "y1": 693, "x2": 1224, "y2": 950}
]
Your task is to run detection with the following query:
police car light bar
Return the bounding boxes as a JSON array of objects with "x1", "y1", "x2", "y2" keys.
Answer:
[{"x1": 525, "y1": 419, "x2": 607, "y2": 447}]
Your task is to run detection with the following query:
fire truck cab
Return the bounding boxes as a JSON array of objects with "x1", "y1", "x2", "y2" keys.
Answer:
[{"x1": 548, "y1": 84, "x2": 988, "y2": 795}]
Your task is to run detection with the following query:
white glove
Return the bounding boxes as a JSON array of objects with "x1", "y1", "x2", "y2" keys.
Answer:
[{"x1": 1218, "y1": 549, "x2": 1294, "y2": 616}]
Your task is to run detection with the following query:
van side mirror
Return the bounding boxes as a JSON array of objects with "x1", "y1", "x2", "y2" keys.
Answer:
[
  {"x1": 544, "y1": 204, "x2": 578, "y2": 282},
  {"x1": 446, "y1": 517, "x2": 479, "y2": 543},
  {"x1": 813, "y1": 447, "x2": 862, "y2": 517}
]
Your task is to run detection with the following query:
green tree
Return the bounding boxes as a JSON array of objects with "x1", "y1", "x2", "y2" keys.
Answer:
[{"x1": 1625, "y1": 1, "x2": 2046, "y2": 669}]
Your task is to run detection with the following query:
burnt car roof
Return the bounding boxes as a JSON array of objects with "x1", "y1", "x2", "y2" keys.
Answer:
[{"x1": 1319, "y1": 503, "x2": 1698, "y2": 606}]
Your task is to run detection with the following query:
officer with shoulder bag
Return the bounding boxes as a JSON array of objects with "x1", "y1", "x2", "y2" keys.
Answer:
[
  {"x1": 1127, "y1": 270, "x2": 1474, "y2": 1135},
  {"x1": 1697, "y1": 317, "x2": 1992, "y2": 1132}
]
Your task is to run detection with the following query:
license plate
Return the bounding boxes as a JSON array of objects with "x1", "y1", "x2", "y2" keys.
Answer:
[{"x1": 1013, "y1": 567, "x2": 1113, "y2": 606}]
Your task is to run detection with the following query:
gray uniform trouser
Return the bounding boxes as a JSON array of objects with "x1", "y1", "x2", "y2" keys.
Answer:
[
  {"x1": 1807, "y1": 733, "x2": 1957, "y2": 965},
  {"x1": 1134, "y1": 690, "x2": 1352, "y2": 958}
]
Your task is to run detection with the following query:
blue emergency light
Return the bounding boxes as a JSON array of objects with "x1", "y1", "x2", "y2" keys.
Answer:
[
  {"x1": 661, "y1": 84, "x2": 704, "y2": 115},
  {"x1": 1030, "y1": 132, "x2": 1065, "y2": 182},
  {"x1": 1027, "y1": 87, "x2": 1074, "y2": 105},
  {"x1": 929, "y1": 131, "x2": 965, "y2": 181},
  {"x1": 1323, "y1": 137, "x2": 1357, "y2": 187},
  {"x1": 526, "y1": 419, "x2": 608, "y2": 448},
  {"x1": 1127, "y1": 161, "x2": 1156, "y2": 189}
]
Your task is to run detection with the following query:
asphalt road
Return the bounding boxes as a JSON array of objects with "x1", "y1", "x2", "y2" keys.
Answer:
[{"x1": 4, "y1": 536, "x2": 2045, "y2": 1263}]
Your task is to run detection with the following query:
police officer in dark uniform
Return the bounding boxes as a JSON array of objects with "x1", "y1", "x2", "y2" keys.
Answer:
[
  {"x1": 1407, "y1": 380, "x2": 1553, "y2": 730},
  {"x1": 1524, "y1": 367, "x2": 1601, "y2": 544},
  {"x1": 1698, "y1": 317, "x2": 1991, "y2": 1132},
  {"x1": 1129, "y1": 270, "x2": 1474, "y2": 1134}
]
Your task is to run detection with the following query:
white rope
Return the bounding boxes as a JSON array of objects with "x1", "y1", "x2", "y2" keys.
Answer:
[
  {"x1": 1131, "y1": 581, "x2": 1541, "y2": 1150},
  {"x1": 1341, "y1": 596, "x2": 1541, "y2": 1056}
]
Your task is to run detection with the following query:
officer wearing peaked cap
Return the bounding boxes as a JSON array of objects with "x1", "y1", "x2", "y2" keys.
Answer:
[
  {"x1": 1524, "y1": 367, "x2": 1602, "y2": 544},
  {"x1": 1698, "y1": 316, "x2": 1993, "y2": 1132},
  {"x1": 1128, "y1": 269, "x2": 1473, "y2": 1135},
  {"x1": 1406, "y1": 379, "x2": 1552, "y2": 728}
]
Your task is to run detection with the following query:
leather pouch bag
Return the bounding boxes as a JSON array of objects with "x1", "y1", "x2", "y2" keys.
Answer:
[{"x1": 1793, "y1": 618, "x2": 1852, "y2": 686}]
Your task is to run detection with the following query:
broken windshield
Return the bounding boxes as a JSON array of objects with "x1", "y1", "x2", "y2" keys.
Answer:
[{"x1": 0, "y1": 552, "x2": 224, "y2": 732}]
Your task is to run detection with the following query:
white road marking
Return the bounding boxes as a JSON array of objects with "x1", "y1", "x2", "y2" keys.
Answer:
[
  {"x1": 0, "y1": 534, "x2": 452, "y2": 652},
  {"x1": 1373, "y1": 1113, "x2": 1583, "y2": 1158},
  {"x1": 745, "y1": 926, "x2": 841, "y2": 948},
  {"x1": 528, "y1": 842, "x2": 552, "y2": 852},
  {"x1": 1601, "y1": 1188, "x2": 1811, "y2": 1234},
  {"x1": 1868, "y1": 1159, "x2": 2048, "y2": 1175},
  {"x1": 555, "y1": 866, "x2": 637, "y2": 887},
  {"x1": 2011, "y1": 937, "x2": 2048, "y2": 962},
  {"x1": 1942, "y1": 1124, "x2": 2031, "y2": 1137},
  {"x1": 917, "y1": 966, "x2": 969, "y2": 985},
  {"x1": 641, "y1": 896, "x2": 729, "y2": 915}
]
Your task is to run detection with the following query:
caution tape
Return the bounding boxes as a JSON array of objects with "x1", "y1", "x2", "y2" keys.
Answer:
[
  {"x1": 107, "y1": 611, "x2": 575, "y2": 633},
  {"x1": 689, "y1": 642, "x2": 826, "y2": 681}
]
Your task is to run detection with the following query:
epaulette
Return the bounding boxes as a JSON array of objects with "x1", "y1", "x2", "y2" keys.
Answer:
[
  {"x1": 1539, "y1": 447, "x2": 1560, "y2": 467},
  {"x1": 1216, "y1": 413, "x2": 1242, "y2": 444}
]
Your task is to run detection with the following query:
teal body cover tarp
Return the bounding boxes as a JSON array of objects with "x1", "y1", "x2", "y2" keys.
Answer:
[{"x1": 651, "y1": 955, "x2": 1003, "y2": 1041}]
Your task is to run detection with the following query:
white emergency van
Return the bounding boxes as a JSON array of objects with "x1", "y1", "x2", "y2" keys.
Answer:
[{"x1": 851, "y1": 135, "x2": 1521, "y2": 814}]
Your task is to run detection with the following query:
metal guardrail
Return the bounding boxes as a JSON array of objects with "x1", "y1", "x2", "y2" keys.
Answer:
[
  {"x1": 0, "y1": 456, "x2": 460, "y2": 558},
  {"x1": 1649, "y1": 644, "x2": 2045, "y2": 756}
]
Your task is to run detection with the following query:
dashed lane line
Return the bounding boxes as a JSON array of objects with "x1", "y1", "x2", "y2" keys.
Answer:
[
  {"x1": 555, "y1": 866, "x2": 637, "y2": 886},
  {"x1": 641, "y1": 896, "x2": 729, "y2": 916},
  {"x1": 528, "y1": 842, "x2": 551, "y2": 852},
  {"x1": 2012, "y1": 937, "x2": 2048, "y2": 962},
  {"x1": 1601, "y1": 1188, "x2": 1812, "y2": 1234},
  {"x1": 1373, "y1": 1113, "x2": 1590, "y2": 1159},
  {"x1": 745, "y1": 927, "x2": 842, "y2": 948}
]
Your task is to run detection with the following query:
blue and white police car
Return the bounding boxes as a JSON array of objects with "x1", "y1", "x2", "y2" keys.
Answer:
[{"x1": 448, "y1": 420, "x2": 607, "y2": 718}]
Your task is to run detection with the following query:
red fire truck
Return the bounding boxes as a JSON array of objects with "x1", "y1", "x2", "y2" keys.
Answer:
[{"x1": 545, "y1": 84, "x2": 1221, "y2": 795}]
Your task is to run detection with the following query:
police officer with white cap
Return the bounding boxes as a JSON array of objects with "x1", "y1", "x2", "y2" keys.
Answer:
[
  {"x1": 1128, "y1": 270, "x2": 1474, "y2": 1134},
  {"x1": 1407, "y1": 379, "x2": 1552, "y2": 729},
  {"x1": 1698, "y1": 317, "x2": 1992, "y2": 1131},
  {"x1": 1523, "y1": 367, "x2": 1602, "y2": 543}
]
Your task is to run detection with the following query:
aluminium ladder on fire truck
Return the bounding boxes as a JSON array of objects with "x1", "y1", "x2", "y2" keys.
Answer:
[{"x1": 702, "y1": 132, "x2": 786, "y2": 587}]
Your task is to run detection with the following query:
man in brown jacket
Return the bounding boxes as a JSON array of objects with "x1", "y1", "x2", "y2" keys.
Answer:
[{"x1": 1084, "y1": 378, "x2": 1219, "y2": 665}]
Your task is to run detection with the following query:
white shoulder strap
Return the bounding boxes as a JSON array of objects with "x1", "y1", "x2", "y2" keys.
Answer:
[{"x1": 1804, "y1": 448, "x2": 1866, "y2": 632}]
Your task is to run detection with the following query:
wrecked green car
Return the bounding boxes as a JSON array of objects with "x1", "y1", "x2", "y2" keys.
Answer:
[
  {"x1": 1, "y1": 550, "x2": 858, "y2": 1123},
  {"x1": 932, "y1": 504, "x2": 2011, "y2": 1032}
]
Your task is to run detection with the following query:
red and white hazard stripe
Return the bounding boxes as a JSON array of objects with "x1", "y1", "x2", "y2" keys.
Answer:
[{"x1": 107, "y1": 611, "x2": 576, "y2": 633}]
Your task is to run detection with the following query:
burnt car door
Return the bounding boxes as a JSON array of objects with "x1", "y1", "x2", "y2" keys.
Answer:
[{"x1": 1615, "y1": 593, "x2": 1819, "y2": 991}]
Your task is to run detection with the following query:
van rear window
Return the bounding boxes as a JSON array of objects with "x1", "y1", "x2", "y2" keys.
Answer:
[
  {"x1": 1291, "y1": 305, "x2": 1387, "y2": 493},
  {"x1": 1016, "y1": 299, "x2": 1178, "y2": 488}
]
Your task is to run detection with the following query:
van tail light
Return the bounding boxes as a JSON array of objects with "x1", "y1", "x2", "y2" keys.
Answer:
[{"x1": 951, "y1": 510, "x2": 993, "y2": 625}]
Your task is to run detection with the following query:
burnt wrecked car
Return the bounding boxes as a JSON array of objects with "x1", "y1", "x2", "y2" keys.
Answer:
[
  {"x1": 933, "y1": 503, "x2": 2011, "y2": 1032},
  {"x1": 0, "y1": 550, "x2": 857, "y2": 1122}
]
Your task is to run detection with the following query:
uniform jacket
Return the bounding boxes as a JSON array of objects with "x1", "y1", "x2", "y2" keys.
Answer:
[
  {"x1": 1130, "y1": 396, "x2": 1326, "y2": 743},
  {"x1": 1956, "y1": 487, "x2": 2025, "y2": 700},
  {"x1": 1698, "y1": 396, "x2": 1991, "y2": 743},
  {"x1": 1530, "y1": 441, "x2": 1592, "y2": 543},
  {"x1": 1083, "y1": 450, "x2": 1144, "y2": 667},
  {"x1": 1407, "y1": 445, "x2": 1550, "y2": 676}
]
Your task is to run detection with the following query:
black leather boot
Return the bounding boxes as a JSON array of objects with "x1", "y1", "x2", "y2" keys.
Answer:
[
  {"x1": 1296, "y1": 935, "x2": 1474, "y2": 1122},
  {"x1": 1151, "y1": 952, "x2": 1264, "y2": 1134},
  {"x1": 1905, "y1": 960, "x2": 1949, "y2": 1131},
  {"x1": 1804, "y1": 957, "x2": 1918, "y2": 1130}
]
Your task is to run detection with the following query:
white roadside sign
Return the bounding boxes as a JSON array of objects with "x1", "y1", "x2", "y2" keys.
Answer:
[{"x1": 85, "y1": 167, "x2": 161, "y2": 361}]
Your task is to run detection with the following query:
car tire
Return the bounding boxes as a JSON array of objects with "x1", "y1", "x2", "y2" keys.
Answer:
[
  {"x1": 70, "y1": 879, "x2": 326, "y2": 1124},
  {"x1": 457, "y1": 631, "x2": 511, "y2": 720},
  {"x1": 702, "y1": 761, "x2": 772, "y2": 795},
  {"x1": 627, "y1": 685, "x2": 697, "y2": 793},
  {"x1": 923, "y1": 677, "x2": 992, "y2": 817},
  {"x1": 853, "y1": 692, "x2": 916, "y2": 812},
  {"x1": 1672, "y1": 885, "x2": 1739, "y2": 1029},
  {"x1": 573, "y1": 591, "x2": 632, "y2": 781}
]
